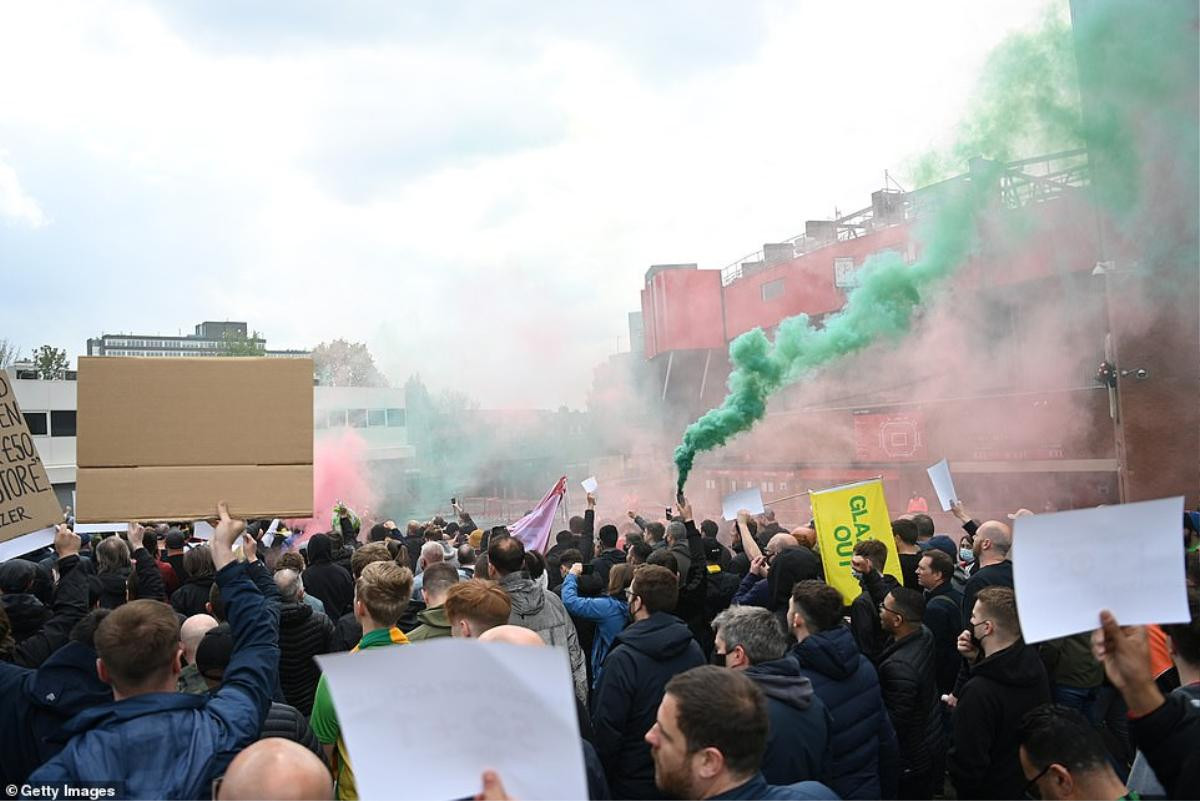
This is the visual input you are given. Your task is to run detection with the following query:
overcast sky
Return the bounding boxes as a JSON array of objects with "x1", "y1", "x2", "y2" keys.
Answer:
[{"x1": 0, "y1": 0, "x2": 1052, "y2": 408}]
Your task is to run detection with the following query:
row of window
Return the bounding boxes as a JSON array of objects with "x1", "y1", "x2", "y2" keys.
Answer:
[
  {"x1": 105, "y1": 350, "x2": 219, "y2": 357},
  {"x1": 105, "y1": 339, "x2": 222, "y2": 349},
  {"x1": 23, "y1": 411, "x2": 76, "y2": 437},
  {"x1": 315, "y1": 408, "x2": 406, "y2": 429},
  {"x1": 703, "y1": 478, "x2": 788, "y2": 494}
]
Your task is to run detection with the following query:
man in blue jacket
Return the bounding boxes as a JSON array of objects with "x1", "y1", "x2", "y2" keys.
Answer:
[
  {"x1": 788, "y1": 579, "x2": 900, "y2": 800},
  {"x1": 30, "y1": 502, "x2": 279, "y2": 799},
  {"x1": 711, "y1": 606, "x2": 833, "y2": 787}
]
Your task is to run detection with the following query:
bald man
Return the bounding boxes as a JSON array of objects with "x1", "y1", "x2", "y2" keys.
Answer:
[
  {"x1": 178, "y1": 614, "x2": 218, "y2": 694},
  {"x1": 217, "y1": 738, "x2": 333, "y2": 801},
  {"x1": 790, "y1": 526, "x2": 817, "y2": 551},
  {"x1": 730, "y1": 533, "x2": 801, "y2": 608},
  {"x1": 961, "y1": 520, "x2": 1013, "y2": 621},
  {"x1": 478, "y1": 624, "x2": 546, "y2": 647}
]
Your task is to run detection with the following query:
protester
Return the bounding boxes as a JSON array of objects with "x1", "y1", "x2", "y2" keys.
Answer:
[
  {"x1": 310, "y1": 561, "x2": 414, "y2": 800},
  {"x1": 1018, "y1": 704, "x2": 1132, "y2": 801},
  {"x1": 731, "y1": 532, "x2": 798, "y2": 608},
  {"x1": 94, "y1": 535, "x2": 133, "y2": 609},
  {"x1": 788, "y1": 579, "x2": 899, "y2": 800},
  {"x1": 303, "y1": 533, "x2": 356, "y2": 621},
  {"x1": 645, "y1": 665, "x2": 838, "y2": 800},
  {"x1": 561, "y1": 561, "x2": 631, "y2": 688},
  {"x1": 274, "y1": 568, "x2": 334, "y2": 716},
  {"x1": 892, "y1": 518, "x2": 922, "y2": 591},
  {"x1": 848, "y1": 538, "x2": 899, "y2": 665},
  {"x1": 949, "y1": 586, "x2": 1050, "y2": 800},
  {"x1": 171, "y1": 543, "x2": 216, "y2": 616},
  {"x1": 959, "y1": 520, "x2": 1013, "y2": 620},
  {"x1": 711, "y1": 606, "x2": 833, "y2": 787},
  {"x1": 407, "y1": 562, "x2": 459, "y2": 641},
  {"x1": 915, "y1": 547, "x2": 963, "y2": 697},
  {"x1": 1038, "y1": 632, "x2": 1103, "y2": 720},
  {"x1": 1, "y1": 526, "x2": 90, "y2": 668},
  {"x1": 486, "y1": 535, "x2": 587, "y2": 702},
  {"x1": 592, "y1": 564, "x2": 705, "y2": 800},
  {"x1": 411, "y1": 540, "x2": 446, "y2": 600},
  {"x1": 444, "y1": 579, "x2": 513, "y2": 638},
  {"x1": 700, "y1": 519, "x2": 732, "y2": 570},
  {"x1": 29, "y1": 503, "x2": 279, "y2": 798},
  {"x1": 178, "y1": 612, "x2": 218, "y2": 694},
  {"x1": 876, "y1": 587, "x2": 944, "y2": 799},
  {"x1": 216, "y1": 737, "x2": 334, "y2": 801},
  {"x1": 328, "y1": 542, "x2": 400, "y2": 651}
]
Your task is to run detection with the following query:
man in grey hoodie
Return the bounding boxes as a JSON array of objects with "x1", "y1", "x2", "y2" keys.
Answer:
[
  {"x1": 713, "y1": 605, "x2": 833, "y2": 788},
  {"x1": 487, "y1": 535, "x2": 588, "y2": 703}
]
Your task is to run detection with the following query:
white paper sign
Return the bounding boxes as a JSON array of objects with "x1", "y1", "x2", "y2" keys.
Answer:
[
  {"x1": 0, "y1": 526, "x2": 56, "y2": 562},
  {"x1": 192, "y1": 521, "x2": 215, "y2": 540},
  {"x1": 73, "y1": 522, "x2": 127, "y2": 535},
  {"x1": 315, "y1": 639, "x2": 587, "y2": 801},
  {"x1": 1012, "y1": 496, "x2": 1189, "y2": 644},
  {"x1": 580, "y1": 477, "x2": 598, "y2": 493},
  {"x1": 925, "y1": 459, "x2": 958, "y2": 512},
  {"x1": 722, "y1": 487, "x2": 765, "y2": 521}
]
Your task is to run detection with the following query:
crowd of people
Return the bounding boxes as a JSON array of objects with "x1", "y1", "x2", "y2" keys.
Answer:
[{"x1": 0, "y1": 493, "x2": 1197, "y2": 800}]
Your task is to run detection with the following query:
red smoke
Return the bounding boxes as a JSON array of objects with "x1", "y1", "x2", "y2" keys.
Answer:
[{"x1": 285, "y1": 429, "x2": 378, "y2": 544}]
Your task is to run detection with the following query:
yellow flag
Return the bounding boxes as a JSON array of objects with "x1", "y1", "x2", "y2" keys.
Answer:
[{"x1": 811, "y1": 479, "x2": 901, "y2": 604}]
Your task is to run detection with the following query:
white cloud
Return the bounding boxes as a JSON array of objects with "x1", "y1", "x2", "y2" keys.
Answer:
[
  {"x1": 0, "y1": 151, "x2": 47, "y2": 228},
  {"x1": 0, "y1": 0, "x2": 1057, "y2": 406}
]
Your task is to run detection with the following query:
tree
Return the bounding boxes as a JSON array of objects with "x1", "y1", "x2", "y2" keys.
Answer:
[
  {"x1": 221, "y1": 329, "x2": 266, "y2": 357},
  {"x1": 0, "y1": 340, "x2": 19, "y2": 369},
  {"x1": 33, "y1": 345, "x2": 69, "y2": 380},
  {"x1": 312, "y1": 339, "x2": 388, "y2": 387}
]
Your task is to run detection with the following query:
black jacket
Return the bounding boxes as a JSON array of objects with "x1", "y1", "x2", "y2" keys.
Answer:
[
  {"x1": 4, "y1": 556, "x2": 90, "y2": 669},
  {"x1": 877, "y1": 627, "x2": 944, "y2": 778},
  {"x1": 277, "y1": 602, "x2": 333, "y2": 716},
  {"x1": 96, "y1": 570, "x2": 130, "y2": 611},
  {"x1": 402, "y1": 533, "x2": 424, "y2": 569},
  {"x1": 591, "y1": 612, "x2": 705, "y2": 800},
  {"x1": 302, "y1": 535, "x2": 355, "y2": 620},
  {"x1": 0, "y1": 593, "x2": 50, "y2": 643},
  {"x1": 170, "y1": 575, "x2": 215, "y2": 617},
  {"x1": 260, "y1": 701, "x2": 325, "y2": 760},
  {"x1": 923, "y1": 581, "x2": 964, "y2": 696},
  {"x1": 591, "y1": 548, "x2": 626, "y2": 588},
  {"x1": 849, "y1": 571, "x2": 899, "y2": 664},
  {"x1": 745, "y1": 657, "x2": 834, "y2": 787},
  {"x1": 960, "y1": 560, "x2": 1013, "y2": 622},
  {"x1": 1130, "y1": 691, "x2": 1200, "y2": 799},
  {"x1": 948, "y1": 640, "x2": 1050, "y2": 800}
]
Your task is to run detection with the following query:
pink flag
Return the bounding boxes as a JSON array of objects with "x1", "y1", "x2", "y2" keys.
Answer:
[{"x1": 508, "y1": 476, "x2": 568, "y2": 555}]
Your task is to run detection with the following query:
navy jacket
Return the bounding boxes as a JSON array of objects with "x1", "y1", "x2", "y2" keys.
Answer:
[
  {"x1": 591, "y1": 611, "x2": 705, "y2": 800},
  {"x1": 744, "y1": 657, "x2": 833, "y2": 787},
  {"x1": 711, "y1": 773, "x2": 839, "y2": 800},
  {"x1": 30, "y1": 561, "x2": 280, "y2": 799},
  {"x1": 922, "y1": 580, "x2": 963, "y2": 696},
  {"x1": 792, "y1": 625, "x2": 899, "y2": 800},
  {"x1": 0, "y1": 640, "x2": 112, "y2": 786}
]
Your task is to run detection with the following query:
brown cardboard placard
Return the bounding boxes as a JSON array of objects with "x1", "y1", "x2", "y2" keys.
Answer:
[
  {"x1": 76, "y1": 357, "x2": 314, "y2": 522},
  {"x1": 0, "y1": 370, "x2": 63, "y2": 543}
]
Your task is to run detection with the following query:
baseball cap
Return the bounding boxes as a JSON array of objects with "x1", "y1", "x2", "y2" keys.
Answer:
[
  {"x1": 917, "y1": 534, "x2": 957, "y2": 560},
  {"x1": 165, "y1": 529, "x2": 187, "y2": 550},
  {"x1": 195, "y1": 624, "x2": 235, "y2": 681}
]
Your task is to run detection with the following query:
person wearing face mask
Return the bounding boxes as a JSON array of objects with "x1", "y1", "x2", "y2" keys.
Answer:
[
  {"x1": 590, "y1": 564, "x2": 705, "y2": 800},
  {"x1": 948, "y1": 587, "x2": 1050, "y2": 800},
  {"x1": 959, "y1": 521, "x2": 1014, "y2": 626}
]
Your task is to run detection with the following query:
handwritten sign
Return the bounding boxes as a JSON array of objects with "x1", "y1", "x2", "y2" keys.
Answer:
[{"x1": 0, "y1": 370, "x2": 62, "y2": 547}]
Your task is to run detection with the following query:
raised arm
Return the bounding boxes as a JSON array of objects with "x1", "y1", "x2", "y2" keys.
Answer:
[
  {"x1": 12, "y1": 526, "x2": 89, "y2": 668},
  {"x1": 736, "y1": 509, "x2": 764, "y2": 563},
  {"x1": 579, "y1": 493, "x2": 597, "y2": 563},
  {"x1": 128, "y1": 523, "x2": 166, "y2": 601}
]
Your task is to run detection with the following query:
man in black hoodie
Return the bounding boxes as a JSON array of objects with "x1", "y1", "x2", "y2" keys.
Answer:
[
  {"x1": 848, "y1": 539, "x2": 899, "y2": 665},
  {"x1": 712, "y1": 606, "x2": 833, "y2": 787},
  {"x1": 877, "y1": 588, "x2": 944, "y2": 800},
  {"x1": 273, "y1": 568, "x2": 333, "y2": 715},
  {"x1": 949, "y1": 586, "x2": 1050, "y2": 800},
  {"x1": 591, "y1": 563, "x2": 705, "y2": 799},
  {"x1": 960, "y1": 520, "x2": 1013, "y2": 622},
  {"x1": 301, "y1": 533, "x2": 355, "y2": 620}
]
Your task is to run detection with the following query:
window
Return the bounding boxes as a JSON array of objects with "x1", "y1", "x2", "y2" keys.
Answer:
[
  {"x1": 834, "y1": 257, "x2": 858, "y2": 287},
  {"x1": 761, "y1": 278, "x2": 785, "y2": 302},
  {"x1": 23, "y1": 412, "x2": 47, "y2": 435},
  {"x1": 779, "y1": 482, "x2": 788, "y2": 492},
  {"x1": 328, "y1": 410, "x2": 347, "y2": 427},
  {"x1": 386, "y1": 408, "x2": 406, "y2": 427},
  {"x1": 368, "y1": 409, "x2": 386, "y2": 427},
  {"x1": 767, "y1": 482, "x2": 775, "y2": 493},
  {"x1": 705, "y1": 479, "x2": 716, "y2": 490},
  {"x1": 348, "y1": 409, "x2": 368, "y2": 428},
  {"x1": 51, "y1": 411, "x2": 76, "y2": 437}
]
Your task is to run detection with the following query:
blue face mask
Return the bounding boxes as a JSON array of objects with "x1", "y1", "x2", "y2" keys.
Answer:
[
  {"x1": 960, "y1": 547, "x2": 975, "y2": 564},
  {"x1": 850, "y1": 569, "x2": 863, "y2": 581}
]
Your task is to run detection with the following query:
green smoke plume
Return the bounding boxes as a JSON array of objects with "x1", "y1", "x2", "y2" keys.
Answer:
[{"x1": 674, "y1": 4, "x2": 1082, "y2": 491}]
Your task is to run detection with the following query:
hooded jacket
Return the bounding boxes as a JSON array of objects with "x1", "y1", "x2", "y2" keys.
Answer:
[
  {"x1": 497, "y1": 573, "x2": 587, "y2": 702},
  {"x1": 96, "y1": 569, "x2": 131, "y2": 611},
  {"x1": 3, "y1": 555, "x2": 91, "y2": 670},
  {"x1": 170, "y1": 574, "x2": 214, "y2": 617},
  {"x1": 406, "y1": 605, "x2": 451, "y2": 641},
  {"x1": 849, "y1": 570, "x2": 899, "y2": 665},
  {"x1": 948, "y1": 639, "x2": 1050, "y2": 800},
  {"x1": 591, "y1": 611, "x2": 705, "y2": 800},
  {"x1": 560, "y1": 572, "x2": 628, "y2": 688},
  {"x1": 30, "y1": 561, "x2": 279, "y2": 800},
  {"x1": 277, "y1": 602, "x2": 333, "y2": 716},
  {"x1": 745, "y1": 657, "x2": 834, "y2": 786},
  {"x1": 302, "y1": 534, "x2": 355, "y2": 620},
  {"x1": 877, "y1": 627, "x2": 944, "y2": 779},
  {"x1": 792, "y1": 625, "x2": 900, "y2": 800}
]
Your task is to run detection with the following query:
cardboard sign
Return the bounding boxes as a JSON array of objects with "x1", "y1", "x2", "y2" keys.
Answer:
[
  {"x1": 0, "y1": 370, "x2": 62, "y2": 545},
  {"x1": 76, "y1": 357, "x2": 314, "y2": 522},
  {"x1": 811, "y1": 478, "x2": 902, "y2": 603}
]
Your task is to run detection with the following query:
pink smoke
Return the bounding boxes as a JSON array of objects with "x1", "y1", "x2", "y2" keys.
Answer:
[{"x1": 285, "y1": 429, "x2": 377, "y2": 546}]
